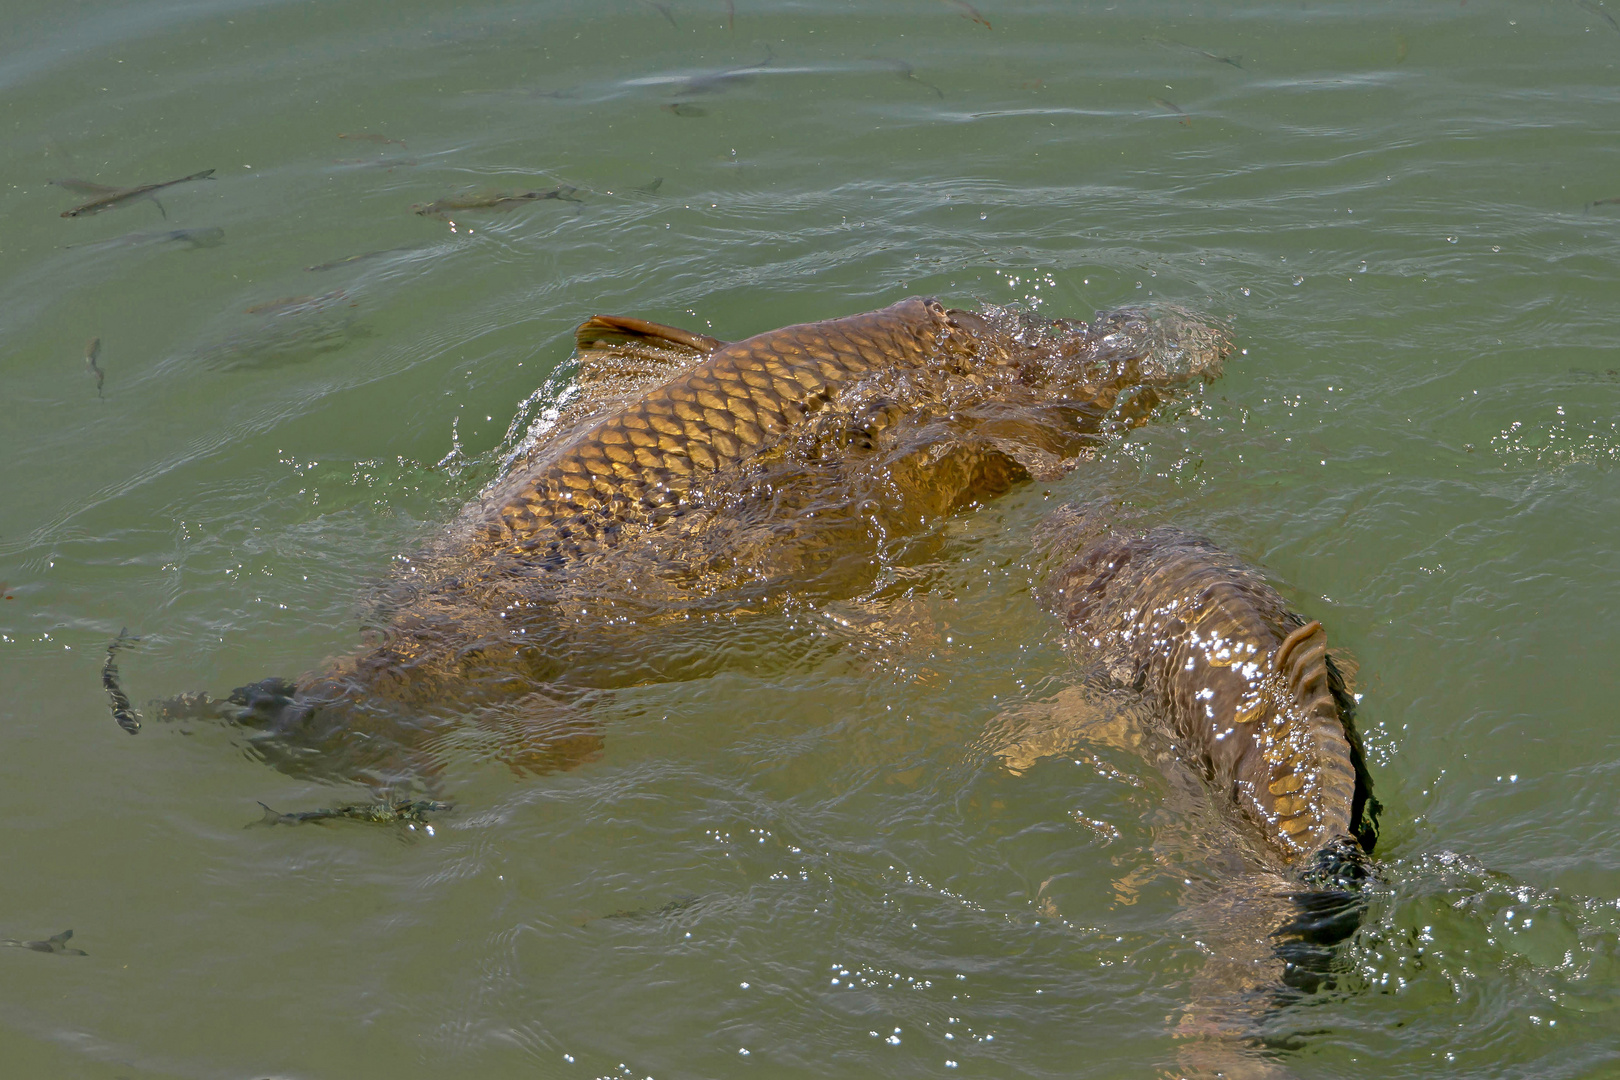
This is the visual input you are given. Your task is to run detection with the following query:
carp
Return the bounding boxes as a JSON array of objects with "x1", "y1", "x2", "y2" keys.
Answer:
[
  {"x1": 120, "y1": 297, "x2": 1230, "y2": 786},
  {"x1": 1037, "y1": 507, "x2": 1379, "y2": 1077}
]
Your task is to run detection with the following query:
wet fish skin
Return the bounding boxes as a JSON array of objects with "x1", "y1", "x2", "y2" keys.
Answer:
[
  {"x1": 412, "y1": 186, "x2": 580, "y2": 216},
  {"x1": 1040, "y1": 512, "x2": 1376, "y2": 866},
  {"x1": 58, "y1": 168, "x2": 215, "y2": 218}
]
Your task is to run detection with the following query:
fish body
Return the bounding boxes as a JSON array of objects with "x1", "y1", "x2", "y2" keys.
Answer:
[
  {"x1": 58, "y1": 168, "x2": 215, "y2": 218},
  {"x1": 1041, "y1": 514, "x2": 1376, "y2": 867},
  {"x1": 126, "y1": 298, "x2": 1229, "y2": 784},
  {"x1": 412, "y1": 186, "x2": 579, "y2": 216}
]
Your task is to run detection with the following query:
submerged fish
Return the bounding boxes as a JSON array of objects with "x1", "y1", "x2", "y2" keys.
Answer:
[
  {"x1": 65, "y1": 225, "x2": 225, "y2": 251},
  {"x1": 641, "y1": 0, "x2": 678, "y2": 29},
  {"x1": 1, "y1": 929, "x2": 86, "y2": 956},
  {"x1": 305, "y1": 246, "x2": 423, "y2": 272},
  {"x1": 1153, "y1": 97, "x2": 1192, "y2": 125},
  {"x1": 412, "y1": 186, "x2": 580, "y2": 216},
  {"x1": 944, "y1": 0, "x2": 991, "y2": 29},
  {"x1": 55, "y1": 168, "x2": 215, "y2": 219},
  {"x1": 1586, "y1": 195, "x2": 1620, "y2": 211},
  {"x1": 245, "y1": 290, "x2": 349, "y2": 316},
  {"x1": 84, "y1": 337, "x2": 104, "y2": 397},
  {"x1": 662, "y1": 103, "x2": 707, "y2": 118},
  {"x1": 866, "y1": 57, "x2": 944, "y2": 98},
  {"x1": 633, "y1": 176, "x2": 665, "y2": 195},
  {"x1": 254, "y1": 799, "x2": 451, "y2": 825},
  {"x1": 1149, "y1": 36, "x2": 1243, "y2": 69},
  {"x1": 338, "y1": 132, "x2": 407, "y2": 148}
]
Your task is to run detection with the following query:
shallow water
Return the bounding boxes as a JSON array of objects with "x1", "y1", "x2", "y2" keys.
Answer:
[{"x1": 3, "y1": 1, "x2": 1619, "y2": 1077}]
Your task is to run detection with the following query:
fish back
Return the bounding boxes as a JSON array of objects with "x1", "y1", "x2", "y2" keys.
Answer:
[{"x1": 484, "y1": 297, "x2": 955, "y2": 557}]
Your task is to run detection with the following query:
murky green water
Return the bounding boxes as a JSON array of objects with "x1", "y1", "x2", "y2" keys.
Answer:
[{"x1": 4, "y1": 1, "x2": 1619, "y2": 1076}]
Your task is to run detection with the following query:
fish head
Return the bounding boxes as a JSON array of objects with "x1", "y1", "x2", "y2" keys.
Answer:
[{"x1": 1002, "y1": 304, "x2": 1231, "y2": 410}]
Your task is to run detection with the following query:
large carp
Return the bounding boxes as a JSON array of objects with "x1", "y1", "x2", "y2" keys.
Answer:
[
  {"x1": 1036, "y1": 507, "x2": 1379, "y2": 1078},
  {"x1": 127, "y1": 297, "x2": 1230, "y2": 784}
]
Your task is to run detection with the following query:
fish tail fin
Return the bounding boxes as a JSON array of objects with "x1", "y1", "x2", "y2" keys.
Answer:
[
  {"x1": 253, "y1": 801, "x2": 290, "y2": 827},
  {"x1": 186, "y1": 169, "x2": 217, "y2": 182},
  {"x1": 152, "y1": 196, "x2": 167, "y2": 219}
]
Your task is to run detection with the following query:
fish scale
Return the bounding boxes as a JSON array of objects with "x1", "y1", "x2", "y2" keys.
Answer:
[
  {"x1": 486, "y1": 297, "x2": 956, "y2": 557},
  {"x1": 1041, "y1": 518, "x2": 1376, "y2": 865}
]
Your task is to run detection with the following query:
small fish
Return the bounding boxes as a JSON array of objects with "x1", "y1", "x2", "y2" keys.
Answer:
[
  {"x1": 103, "y1": 628, "x2": 141, "y2": 735},
  {"x1": 56, "y1": 168, "x2": 215, "y2": 219},
  {"x1": 337, "y1": 132, "x2": 407, "y2": 148},
  {"x1": 726, "y1": 0, "x2": 734, "y2": 30},
  {"x1": 254, "y1": 799, "x2": 452, "y2": 826},
  {"x1": 1149, "y1": 36, "x2": 1243, "y2": 69},
  {"x1": 1587, "y1": 195, "x2": 1620, "y2": 211},
  {"x1": 84, "y1": 337, "x2": 105, "y2": 397},
  {"x1": 65, "y1": 226, "x2": 225, "y2": 251},
  {"x1": 662, "y1": 102, "x2": 707, "y2": 117},
  {"x1": 0, "y1": 581, "x2": 13, "y2": 600},
  {"x1": 867, "y1": 57, "x2": 944, "y2": 98},
  {"x1": 1575, "y1": 0, "x2": 1620, "y2": 33},
  {"x1": 1395, "y1": 34, "x2": 1410, "y2": 63},
  {"x1": 1153, "y1": 96, "x2": 1191, "y2": 125},
  {"x1": 944, "y1": 0, "x2": 991, "y2": 29},
  {"x1": 634, "y1": 176, "x2": 665, "y2": 195},
  {"x1": 1, "y1": 930, "x2": 86, "y2": 956},
  {"x1": 305, "y1": 245, "x2": 421, "y2": 272},
  {"x1": 412, "y1": 186, "x2": 580, "y2": 216}
]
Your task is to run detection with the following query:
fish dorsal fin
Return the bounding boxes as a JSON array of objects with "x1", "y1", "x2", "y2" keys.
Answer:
[
  {"x1": 571, "y1": 315, "x2": 726, "y2": 389},
  {"x1": 574, "y1": 315, "x2": 724, "y2": 356}
]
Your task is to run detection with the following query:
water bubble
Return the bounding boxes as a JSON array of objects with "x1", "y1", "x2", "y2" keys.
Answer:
[
  {"x1": 1291, "y1": 275, "x2": 1304, "y2": 286},
  {"x1": 979, "y1": 212, "x2": 988, "y2": 220},
  {"x1": 1446, "y1": 236, "x2": 1458, "y2": 244},
  {"x1": 1240, "y1": 287, "x2": 1250, "y2": 297}
]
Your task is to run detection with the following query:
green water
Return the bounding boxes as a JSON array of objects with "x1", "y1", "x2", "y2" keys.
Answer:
[{"x1": 3, "y1": 1, "x2": 1619, "y2": 1076}]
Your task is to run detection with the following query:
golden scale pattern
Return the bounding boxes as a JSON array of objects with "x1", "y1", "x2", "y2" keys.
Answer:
[{"x1": 487, "y1": 298, "x2": 952, "y2": 558}]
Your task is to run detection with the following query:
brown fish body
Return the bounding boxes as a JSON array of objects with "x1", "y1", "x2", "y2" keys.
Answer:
[{"x1": 1042, "y1": 515, "x2": 1375, "y2": 867}]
